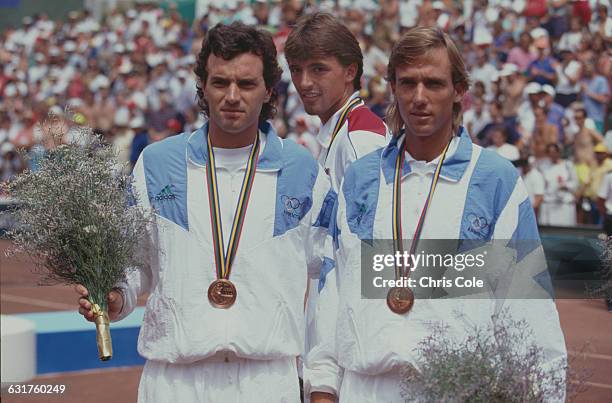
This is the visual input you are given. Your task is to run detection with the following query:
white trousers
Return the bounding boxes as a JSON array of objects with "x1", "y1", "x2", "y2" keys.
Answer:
[
  {"x1": 138, "y1": 355, "x2": 301, "y2": 403},
  {"x1": 339, "y1": 369, "x2": 405, "y2": 403}
]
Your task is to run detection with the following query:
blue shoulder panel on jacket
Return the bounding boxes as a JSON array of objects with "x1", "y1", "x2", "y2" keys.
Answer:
[
  {"x1": 318, "y1": 257, "x2": 336, "y2": 293},
  {"x1": 314, "y1": 189, "x2": 337, "y2": 229},
  {"x1": 143, "y1": 133, "x2": 189, "y2": 231},
  {"x1": 460, "y1": 148, "x2": 518, "y2": 241},
  {"x1": 343, "y1": 148, "x2": 383, "y2": 241},
  {"x1": 273, "y1": 139, "x2": 318, "y2": 237},
  {"x1": 508, "y1": 198, "x2": 542, "y2": 262}
]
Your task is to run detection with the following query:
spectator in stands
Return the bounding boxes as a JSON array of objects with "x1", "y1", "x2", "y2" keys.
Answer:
[
  {"x1": 585, "y1": 143, "x2": 612, "y2": 224},
  {"x1": 526, "y1": 28, "x2": 558, "y2": 86},
  {"x1": 540, "y1": 143, "x2": 578, "y2": 226},
  {"x1": 581, "y1": 60, "x2": 610, "y2": 134},
  {"x1": 498, "y1": 63, "x2": 526, "y2": 133},
  {"x1": 507, "y1": 31, "x2": 536, "y2": 73},
  {"x1": 463, "y1": 96, "x2": 489, "y2": 143},
  {"x1": 516, "y1": 157, "x2": 545, "y2": 220},
  {"x1": 554, "y1": 49, "x2": 582, "y2": 108},
  {"x1": 530, "y1": 106, "x2": 559, "y2": 164},
  {"x1": 487, "y1": 125, "x2": 519, "y2": 162}
]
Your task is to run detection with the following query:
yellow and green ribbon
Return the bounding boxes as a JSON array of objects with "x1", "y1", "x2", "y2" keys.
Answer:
[
  {"x1": 324, "y1": 97, "x2": 364, "y2": 163},
  {"x1": 206, "y1": 133, "x2": 260, "y2": 280},
  {"x1": 393, "y1": 136, "x2": 452, "y2": 280}
]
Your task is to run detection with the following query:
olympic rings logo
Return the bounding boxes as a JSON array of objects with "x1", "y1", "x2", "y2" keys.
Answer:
[
  {"x1": 466, "y1": 213, "x2": 490, "y2": 236},
  {"x1": 281, "y1": 195, "x2": 302, "y2": 218}
]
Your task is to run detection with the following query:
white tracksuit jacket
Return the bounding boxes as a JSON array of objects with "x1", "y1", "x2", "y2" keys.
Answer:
[
  {"x1": 305, "y1": 127, "x2": 568, "y2": 402},
  {"x1": 116, "y1": 121, "x2": 333, "y2": 367}
]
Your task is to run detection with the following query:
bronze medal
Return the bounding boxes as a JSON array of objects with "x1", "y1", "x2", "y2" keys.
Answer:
[
  {"x1": 208, "y1": 279, "x2": 237, "y2": 309},
  {"x1": 386, "y1": 287, "x2": 414, "y2": 314},
  {"x1": 205, "y1": 132, "x2": 259, "y2": 311},
  {"x1": 388, "y1": 137, "x2": 451, "y2": 314}
]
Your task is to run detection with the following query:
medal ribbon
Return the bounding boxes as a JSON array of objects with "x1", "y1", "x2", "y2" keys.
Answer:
[
  {"x1": 392, "y1": 136, "x2": 452, "y2": 280},
  {"x1": 206, "y1": 132, "x2": 260, "y2": 280},
  {"x1": 323, "y1": 97, "x2": 364, "y2": 162}
]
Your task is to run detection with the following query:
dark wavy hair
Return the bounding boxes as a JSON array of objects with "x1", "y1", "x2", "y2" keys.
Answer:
[{"x1": 194, "y1": 22, "x2": 282, "y2": 123}]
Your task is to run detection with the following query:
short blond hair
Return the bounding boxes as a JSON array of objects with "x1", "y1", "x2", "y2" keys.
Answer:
[{"x1": 386, "y1": 27, "x2": 470, "y2": 135}]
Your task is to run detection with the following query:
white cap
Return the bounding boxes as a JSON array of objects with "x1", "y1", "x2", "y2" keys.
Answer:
[
  {"x1": 63, "y1": 41, "x2": 77, "y2": 52},
  {"x1": 500, "y1": 63, "x2": 519, "y2": 77},
  {"x1": 432, "y1": 1, "x2": 445, "y2": 10},
  {"x1": 1, "y1": 142, "x2": 15, "y2": 154},
  {"x1": 146, "y1": 53, "x2": 163, "y2": 67},
  {"x1": 525, "y1": 82, "x2": 542, "y2": 95},
  {"x1": 114, "y1": 108, "x2": 130, "y2": 126},
  {"x1": 530, "y1": 27, "x2": 548, "y2": 39},
  {"x1": 68, "y1": 97, "x2": 83, "y2": 107},
  {"x1": 49, "y1": 105, "x2": 63, "y2": 116},
  {"x1": 49, "y1": 47, "x2": 61, "y2": 56},
  {"x1": 91, "y1": 35, "x2": 104, "y2": 48},
  {"x1": 113, "y1": 43, "x2": 125, "y2": 53},
  {"x1": 156, "y1": 80, "x2": 169, "y2": 92},
  {"x1": 126, "y1": 9, "x2": 138, "y2": 19},
  {"x1": 4, "y1": 84, "x2": 17, "y2": 97},
  {"x1": 131, "y1": 92, "x2": 147, "y2": 110},
  {"x1": 473, "y1": 27, "x2": 493, "y2": 45},
  {"x1": 130, "y1": 115, "x2": 145, "y2": 129},
  {"x1": 542, "y1": 84, "x2": 556, "y2": 97},
  {"x1": 89, "y1": 75, "x2": 110, "y2": 91},
  {"x1": 118, "y1": 60, "x2": 133, "y2": 74},
  {"x1": 181, "y1": 54, "x2": 196, "y2": 66}
]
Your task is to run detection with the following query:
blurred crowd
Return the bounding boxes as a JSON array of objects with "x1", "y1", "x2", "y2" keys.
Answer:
[{"x1": 1, "y1": 0, "x2": 611, "y2": 227}]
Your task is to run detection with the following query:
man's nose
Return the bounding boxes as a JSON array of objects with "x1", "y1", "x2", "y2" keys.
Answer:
[
  {"x1": 298, "y1": 71, "x2": 314, "y2": 90},
  {"x1": 226, "y1": 83, "x2": 240, "y2": 103},
  {"x1": 412, "y1": 83, "x2": 427, "y2": 105}
]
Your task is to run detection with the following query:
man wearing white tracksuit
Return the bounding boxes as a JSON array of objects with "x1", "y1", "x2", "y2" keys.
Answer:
[
  {"x1": 284, "y1": 15, "x2": 389, "y2": 390},
  {"x1": 304, "y1": 27, "x2": 567, "y2": 402},
  {"x1": 77, "y1": 23, "x2": 331, "y2": 402}
]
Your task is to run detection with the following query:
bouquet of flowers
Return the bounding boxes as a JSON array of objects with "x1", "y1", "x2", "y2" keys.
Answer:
[
  {"x1": 399, "y1": 310, "x2": 573, "y2": 403},
  {"x1": 4, "y1": 118, "x2": 153, "y2": 361}
]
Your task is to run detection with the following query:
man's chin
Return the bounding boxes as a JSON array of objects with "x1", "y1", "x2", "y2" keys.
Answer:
[
  {"x1": 302, "y1": 104, "x2": 319, "y2": 117},
  {"x1": 405, "y1": 124, "x2": 436, "y2": 137}
]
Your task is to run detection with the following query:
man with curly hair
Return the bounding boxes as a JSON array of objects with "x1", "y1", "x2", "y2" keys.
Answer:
[{"x1": 77, "y1": 22, "x2": 331, "y2": 402}]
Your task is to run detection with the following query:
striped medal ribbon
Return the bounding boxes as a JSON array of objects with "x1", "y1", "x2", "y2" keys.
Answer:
[
  {"x1": 387, "y1": 136, "x2": 452, "y2": 314},
  {"x1": 323, "y1": 97, "x2": 364, "y2": 165},
  {"x1": 205, "y1": 132, "x2": 260, "y2": 309}
]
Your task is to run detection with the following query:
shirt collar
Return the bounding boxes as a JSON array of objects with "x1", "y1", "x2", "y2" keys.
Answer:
[
  {"x1": 381, "y1": 126, "x2": 473, "y2": 184},
  {"x1": 316, "y1": 91, "x2": 361, "y2": 147},
  {"x1": 187, "y1": 120, "x2": 284, "y2": 171}
]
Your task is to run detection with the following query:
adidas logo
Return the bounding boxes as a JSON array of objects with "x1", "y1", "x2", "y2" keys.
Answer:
[{"x1": 154, "y1": 185, "x2": 176, "y2": 201}]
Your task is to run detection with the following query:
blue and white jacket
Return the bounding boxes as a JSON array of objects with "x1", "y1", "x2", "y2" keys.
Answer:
[
  {"x1": 305, "y1": 127, "x2": 567, "y2": 400},
  {"x1": 116, "y1": 121, "x2": 333, "y2": 364}
]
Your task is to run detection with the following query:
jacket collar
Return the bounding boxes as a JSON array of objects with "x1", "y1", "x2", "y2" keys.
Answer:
[
  {"x1": 381, "y1": 126, "x2": 473, "y2": 184},
  {"x1": 187, "y1": 120, "x2": 284, "y2": 171}
]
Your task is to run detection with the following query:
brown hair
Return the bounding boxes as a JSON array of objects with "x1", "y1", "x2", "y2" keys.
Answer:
[
  {"x1": 194, "y1": 22, "x2": 282, "y2": 123},
  {"x1": 386, "y1": 27, "x2": 470, "y2": 135},
  {"x1": 285, "y1": 12, "x2": 363, "y2": 90}
]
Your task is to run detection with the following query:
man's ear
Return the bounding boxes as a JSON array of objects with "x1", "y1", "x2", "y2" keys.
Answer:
[
  {"x1": 264, "y1": 87, "x2": 272, "y2": 103},
  {"x1": 454, "y1": 82, "x2": 467, "y2": 104},
  {"x1": 345, "y1": 63, "x2": 358, "y2": 85}
]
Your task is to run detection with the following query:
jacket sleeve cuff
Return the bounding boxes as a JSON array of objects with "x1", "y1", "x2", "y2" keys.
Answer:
[{"x1": 303, "y1": 365, "x2": 342, "y2": 397}]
